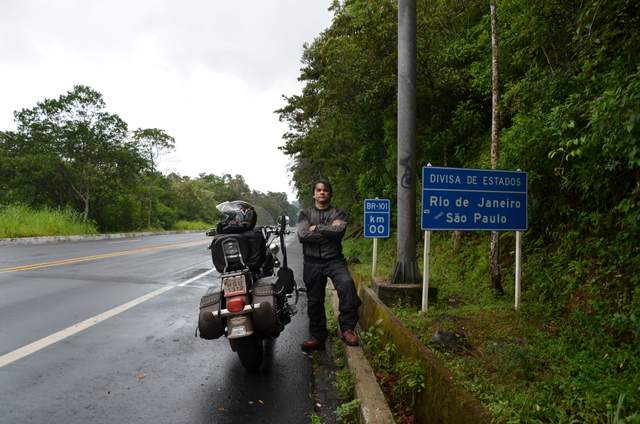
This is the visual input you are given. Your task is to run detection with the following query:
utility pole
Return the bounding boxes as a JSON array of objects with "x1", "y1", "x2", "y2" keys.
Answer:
[{"x1": 391, "y1": 0, "x2": 421, "y2": 284}]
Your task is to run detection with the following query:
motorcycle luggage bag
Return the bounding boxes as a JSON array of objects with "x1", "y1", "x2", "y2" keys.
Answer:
[
  {"x1": 210, "y1": 232, "x2": 266, "y2": 273},
  {"x1": 252, "y1": 276, "x2": 280, "y2": 337},
  {"x1": 198, "y1": 287, "x2": 225, "y2": 340}
]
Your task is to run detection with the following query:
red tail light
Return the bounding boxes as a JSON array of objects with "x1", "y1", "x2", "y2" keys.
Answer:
[{"x1": 227, "y1": 296, "x2": 246, "y2": 313}]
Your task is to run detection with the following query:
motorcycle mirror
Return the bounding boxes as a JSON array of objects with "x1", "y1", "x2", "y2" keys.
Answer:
[{"x1": 205, "y1": 228, "x2": 217, "y2": 236}]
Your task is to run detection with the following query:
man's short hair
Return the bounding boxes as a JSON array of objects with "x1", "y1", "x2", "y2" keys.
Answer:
[{"x1": 311, "y1": 178, "x2": 332, "y2": 195}]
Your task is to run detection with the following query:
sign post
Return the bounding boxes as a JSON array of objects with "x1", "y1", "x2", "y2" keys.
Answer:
[
  {"x1": 515, "y1": 230, "x2": 522, "y2": 309},
  {"x1": 364, "y1": 199, "x2": 391, "y2": 280},
  {"x1": 421, "y1": 167, "x2": 528, "y2": 311},
  {"x1": 422, "y1": 230, "x2": 431, "y2": 311}
]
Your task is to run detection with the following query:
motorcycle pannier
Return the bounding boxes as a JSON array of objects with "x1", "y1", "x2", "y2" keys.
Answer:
[
  {"x1": 252, "y1": 275, "x2": 280, "y2": 337},
  {"x1": 198, "y1": 287, "x2": 225, "y2": 340},
  {"x1": 210, "y1": 232, "x2": 266, "y2": 273}
]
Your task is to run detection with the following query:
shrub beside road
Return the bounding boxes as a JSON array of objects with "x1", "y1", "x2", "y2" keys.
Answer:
[
  {"x1": 0, "y1": 205, "x2": 210, "y2": 239},
  {"x1": 0, "y1": 205, "x2": 97, "y2": 238},
  {"x1": 344, "y1": 235, "x2": 639, "y2": 423}
]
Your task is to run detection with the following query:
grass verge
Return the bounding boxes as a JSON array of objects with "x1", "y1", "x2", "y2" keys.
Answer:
[
  {"x1": 0, "y1": 204, "x2": 97, "y2": 238},
  {"x1": 344, "y1": 233, "x2": 640, "y2": 423},
  {"x1": 170, "y1": 220, "x2": 210, "y2": 231}
]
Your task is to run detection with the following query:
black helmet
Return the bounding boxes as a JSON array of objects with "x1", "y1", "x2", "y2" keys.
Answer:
[{"x1": 216, "y1": 201, "x2": 257, "y2": 233}]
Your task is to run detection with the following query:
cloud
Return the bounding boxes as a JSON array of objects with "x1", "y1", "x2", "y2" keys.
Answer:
[{"x1": 0, "y1": 0, "x2": 333, "y2": 200}]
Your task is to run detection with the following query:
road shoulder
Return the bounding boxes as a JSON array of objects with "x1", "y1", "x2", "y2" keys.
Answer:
[{"x1": 328, "y1": 286, "x2": 395, "y2": 424}]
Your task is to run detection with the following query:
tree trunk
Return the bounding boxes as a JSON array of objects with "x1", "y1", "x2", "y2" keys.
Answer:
[
  {"x1": 148, "y1": 161, "x2": 154, "y2": 228},
  {"x1": 71, "y1": 182, "x2": 90, "y2": 223},
  {"x1": 445, "y1": 143, "x2": 463, "y2": 251},
  {"x1": 83, "y1": 196, "x2": 90, "y2": 223},
  {"x1": 147, "y1": 195, "x2": 152, "y2": 228},
  {"x1": 490, "y1": 0, "x2": 504, "y2": 295}
]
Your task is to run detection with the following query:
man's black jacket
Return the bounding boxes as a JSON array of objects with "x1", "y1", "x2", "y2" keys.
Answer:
[{"x1": 297, "y1": 206, "x2": 347, "y2": 261}]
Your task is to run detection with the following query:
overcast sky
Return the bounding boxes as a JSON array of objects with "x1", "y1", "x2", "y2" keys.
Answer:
[{"x1": 0, "y1": 0, "x2": 334, "y2": 201}]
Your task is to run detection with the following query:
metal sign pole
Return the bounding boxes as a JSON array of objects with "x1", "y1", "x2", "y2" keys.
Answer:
[
  {"x1": 422, "y1": 230, "x2": 431, "y2": 313},
  {"x1": 372, "y1": 238, "x2": 379, "y2": 281},
  {"x1": 515, "y1": 230, "x2": 522, "y2": 310}
]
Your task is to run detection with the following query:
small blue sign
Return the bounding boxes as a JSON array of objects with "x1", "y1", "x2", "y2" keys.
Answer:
[
  {"x1": 364, "y1": 199, "x2": 391, "y2": 238},
  {"x1": 422, "y1": 167, "x2": 528, "y2": 231}
]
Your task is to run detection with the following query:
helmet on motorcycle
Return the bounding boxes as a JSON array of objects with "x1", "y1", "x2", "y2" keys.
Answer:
[{"x1": 215, "y1": 201, "x2": 258, "y2": 233}]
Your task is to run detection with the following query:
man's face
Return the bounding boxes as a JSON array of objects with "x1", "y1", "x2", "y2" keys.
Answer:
[{"x1": 313, "y1": 183, "x2": 331, "y2": 204}]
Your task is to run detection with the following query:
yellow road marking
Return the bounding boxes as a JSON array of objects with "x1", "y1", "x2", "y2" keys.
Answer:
[{"x1": 0, "y1": 239, "x2": 209, "y2": 273}]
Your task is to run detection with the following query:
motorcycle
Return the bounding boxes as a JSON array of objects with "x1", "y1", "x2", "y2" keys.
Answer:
[{"x1": 197, "y1": 201, "x2": 298, "y2": 371}]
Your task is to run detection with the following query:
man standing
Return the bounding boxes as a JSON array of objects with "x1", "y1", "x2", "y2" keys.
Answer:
[{"x1": 297, "y1": 179, "x2": 361, "y2": 351}]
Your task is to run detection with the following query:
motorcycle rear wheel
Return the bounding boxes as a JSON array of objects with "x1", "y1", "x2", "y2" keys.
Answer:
[{"x1": 235, "y1": 335, "x2": 263, "y2": 372}]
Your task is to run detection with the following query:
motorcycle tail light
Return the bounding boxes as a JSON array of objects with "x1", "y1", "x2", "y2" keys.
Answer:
[{"x1": 227, "y1": 296, "x2": 246, "y2": 313}]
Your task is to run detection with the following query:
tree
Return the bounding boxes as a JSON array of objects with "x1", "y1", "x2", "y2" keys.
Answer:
[
  {"x1": 278, "y1": 0, "x2": 398, "y2": 217},
  {"x1": 489, "y1": 0, "x2": 504, "y2": 295},
  {"x1": 132, "y1": 128, "x2": 176, "y2": 227},
  {"x1": 132, "y1": 128, "x2": 175, "y2": 173},
  {"x1": 13, "y1": 85, "x2": 141, "y2": 222}
]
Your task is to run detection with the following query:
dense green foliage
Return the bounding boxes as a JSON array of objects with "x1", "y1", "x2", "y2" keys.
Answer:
[
  {"x1": 279, "y1": 0, "x2": 640, "y2": 334},
  {"x1": 278, "y1": 0, "x2": 639, "y2": 280},
  {"x1": 282, "y1": 0, "x2": 640, "y2": 421},
  {"x1": 0, "y1": 86, "x2": 297, "y2": 235},
  {"x1": 346, "y1": 235, "x2": 639, "y2": 422},
  {"x1": 279, "y1": 0, "x2": 639, "y2": 232}
]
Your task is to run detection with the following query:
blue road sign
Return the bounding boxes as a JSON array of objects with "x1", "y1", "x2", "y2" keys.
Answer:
[
  {"x1": 422, "y1": 167, "x2": 528, "y2": 231},
  {"x1": 364, "y1": 199, "x2": 391, "y2": 238}
]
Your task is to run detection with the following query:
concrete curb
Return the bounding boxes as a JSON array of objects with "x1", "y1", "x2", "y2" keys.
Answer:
[
  {"x1": 357, "y1": 284, "x2": 491, "y2": 423},
  {"x1": 0, "y1": 230, "x2": 205, "y2": 246},
  {"x1": 328, "y1": 287, "x2": 395, "y2": 424}
]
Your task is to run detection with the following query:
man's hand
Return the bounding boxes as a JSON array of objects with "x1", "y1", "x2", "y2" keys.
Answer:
[{"x1": 308, "y1": 220, "x2": 344, "y2": 232}]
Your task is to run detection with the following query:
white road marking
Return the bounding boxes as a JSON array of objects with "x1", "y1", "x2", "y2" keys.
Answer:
[
  {"x1": 177, "y1": 268, "x2": 217, "y2": 287},
  {"x1": 0, "y1": 268, "x2": 216, "y2": 369}
]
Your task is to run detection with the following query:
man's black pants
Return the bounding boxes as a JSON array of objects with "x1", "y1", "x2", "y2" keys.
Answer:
[{"x1": 303, "y1": 256, "x2": 361, "y2": 342}]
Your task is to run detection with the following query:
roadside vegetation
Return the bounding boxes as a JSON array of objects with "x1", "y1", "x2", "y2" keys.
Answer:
[
  {"x1": 345, "y1": 235, "x2": 640, "y2": 423},
  {"x1": 0, "y1": 86, "x2": 297, "y2": 238},
  {"x1": 321, "y1": 266, "x2": 427, "y2": 424},
  {"x1": 0, "y1": 204, "x2": 97, "y2": 238},
  {"x1": 280, "y1": 1, "x2": 639, "y2": 421},
  {"x1": 170, "y1": 220, "x2": 210, "y2": 231},
  {"x1": 359, "y1": 321, "x2": 425, "y2": 424}
]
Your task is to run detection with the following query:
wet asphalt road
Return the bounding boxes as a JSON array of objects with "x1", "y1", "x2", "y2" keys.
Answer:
[{"x1": 0, "y1": 233, "x2": 315, "y2": 424}]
